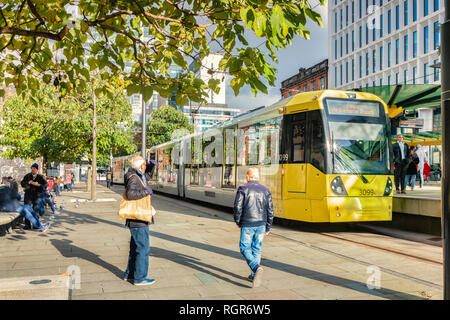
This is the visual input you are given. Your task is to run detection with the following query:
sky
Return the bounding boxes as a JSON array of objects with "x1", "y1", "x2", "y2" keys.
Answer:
[{"x1": 226, "y1": 4, "x2": 329, "y2": 112}]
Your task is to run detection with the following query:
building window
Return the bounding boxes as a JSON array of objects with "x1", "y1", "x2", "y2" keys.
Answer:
[
  {"x1": 304, "y1": 83, "x2": 308, "y2": 92},
  {"x1": 340, "y1": 8, "x2": 343, "y2": 29},
  {"x1": 413, "y1": 31, "x2": 417, "y2": 57},
  {"x1": 412, "y1": 67, "x2": 417, "y2": 84},
  {"x1": 359, "y1": 55, "x2": 363, "y2": 78},
  {"x1": 413, "y1": 0, "x2": 417, "y2": 21},
  {"x1": 396, "y1": 72, "x2": 399, "y2": 85},
  {"x1": 434, "y1": 59, "x2": 440, "y2": 81},
  {"x1": 388, "y1": 75, "x2": 391, "y2": 86},
  {"x1": 346, "y1": 5, "x2": 349, "y2": 26},
  {"x1": 335, "y1": 11, "x2": 338, "y2": 33},
  {"x1": 424, "y1": 25, "x2": 429, "y2": 54},
  {"x1": 434, "y1": 21, "x2": 440, "y2": 50},
  {"x1": 312, "y1": 80, "x2": 316, "y2": 91},
  {"x1": 340, "y1": 64, "x2": 343, "y2": 86},
  {"x1": 352, "y1": 1, "x2": 355, "y2": 23},
  {"x1": 434, "y1": 0, "x2": 439, "y2": 11},
  {"x1": 351, "y1": 59, "x2": 355, "y2": 81},
  {"x1": 346, "y1": 33, "x2": 349, "y2": 54},
  {"x1": 366, "y1": 52, "x2": 369, "y2": 76},
  {"x1": 396, "y1": 39, "x2": 400, "y2": 64},
  {"x1": 404, "y1": 69, "x2": 408, "y2": 84},
  {"x1": 352, "y1": 30, "x2": 355, "y2": 51},
  {"x1": 366, "y1": 23, "x2": 369, "y2": 45},
  {"x1": 334, "y1": 67, "x2": 337, "y2": 88},
  {"x1": 340, "y1": 36, "x2": 343, "y2": 57},
  {"x1": 380, "y1": 46, "x2": 383, "y2": 70},
  {"x1": 359, "y1": 25, "x2": 363, "y2": 47},
  {"x1": 335, "y1": 39, "x2": 338, "y2": 59},
  {"x1": 388, "y1": 42, "x2": 391, "y2": 67},
  {"x1": 372, "y1": 49, "x2": 376, "y2": 74},
  {"x1": 359, "y1": 0, "x2": 362, "y2": 18},
  {"x1": 395, "y1": 5, "x2": 400, "y2": 30},
  {"x1": 404, "y1": 35, "x2": 408, "y2": 61},
  {"x1": 346, "y1": 61, "x2": 349, "y2": 83},
  {"x1": 372, "y1": 19, "x2": 376, "y2": 42},
  {"x1": 424, "y1": 63, "x2": 429, "y2": 84},
  {"x1": 320, "y1": 77, "x2": 325, "y2": 89},
  {"x1": 424, "y1": 0, "x2": 429, "y2": 16},
  {"x1": 388, "y1": 9, "x2": 392, "y2": 34},
  {"x1": 380, "y1": 14, "x2": 383, "y2": 38},
  {"x1": 404, "y1": 0, "x2": 408, "y2": 26}
]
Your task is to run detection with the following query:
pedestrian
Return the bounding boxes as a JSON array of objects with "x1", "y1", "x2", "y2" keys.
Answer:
[
  {"x1": 20, "y1": 163, "x2": 48, "y2": 228},
  {"x1": 415, "y1": 144, "x2": 427, "y2": 188},
  {"x1": 54, "y1": 176, "x2": 61, "y2": 196},
  {"x1": 405, "y1": 146, "x2": 419, "y2": 191},
  {"x1": 122, "y1": 155, "x2": 156, "y2": 286},
  {"x1": 65, "y1": 171, "x2": 72, "y2": 192},
  {"x1": 392, "y1": 133, "x2": 410, "y2": 194},
  {"x1": 233, "y1": 167, "x2": 274, "y2": 288},
  {"x1": 7, "y1": 177, "x2": 19, "y2": 193},
  {"x1": 0, "y1": 184, "x2": 49, "y2": 232},
  {"x1": 106, "y1": 170, "x2": 112, "y2": 189}
]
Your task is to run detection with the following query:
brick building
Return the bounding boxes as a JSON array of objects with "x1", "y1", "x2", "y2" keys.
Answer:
[{"x1": 280, "y1": 59, "x2": 328, "y2": 99}]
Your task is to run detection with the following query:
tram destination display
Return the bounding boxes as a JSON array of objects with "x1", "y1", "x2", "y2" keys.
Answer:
[{"x1": 326, "y1": 99, "x2": 380, "y2": 117}]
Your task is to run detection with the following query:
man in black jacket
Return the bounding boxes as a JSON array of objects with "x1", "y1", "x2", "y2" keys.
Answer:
[
  {"x1": 123, "y1": 156, "x2": 156, "y2": 286},
  {"x1": 392, "y1": 133, "x2": 410, "y2": 194},
  {"x1": 20, "y1": 163, "x2": 48, "y2": 228},
  {"x1": 234, "y1": 167, "x2": 274, "y2": 288}
]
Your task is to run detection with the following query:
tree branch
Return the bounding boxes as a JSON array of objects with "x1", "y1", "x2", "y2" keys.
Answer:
[{"x1": 0, "y1": 25, "x2": 69, "y2": 41}]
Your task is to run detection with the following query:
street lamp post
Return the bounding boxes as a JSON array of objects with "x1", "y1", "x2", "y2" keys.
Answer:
[{"x1": 441, "y1": 0, "x2": 450, "y2": 300}]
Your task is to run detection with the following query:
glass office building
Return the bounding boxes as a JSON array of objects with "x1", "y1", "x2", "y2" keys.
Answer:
[{"x1": 329, "y1": 0, "x2": 444, "y2": 90}]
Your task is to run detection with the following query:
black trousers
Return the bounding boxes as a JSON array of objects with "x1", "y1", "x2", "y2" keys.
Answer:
[{"x1": 394, "y1": 161, "x2": 407, "y2": 191}]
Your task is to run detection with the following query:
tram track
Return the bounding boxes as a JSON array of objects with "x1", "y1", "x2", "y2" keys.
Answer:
[{"x1": 151, "y1": 193, "x2": 443, "y2": 290}]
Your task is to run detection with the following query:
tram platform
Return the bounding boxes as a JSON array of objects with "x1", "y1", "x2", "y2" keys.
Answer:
[{"x1": 381, "y1": 185, "x2": 442, "y2": 235}]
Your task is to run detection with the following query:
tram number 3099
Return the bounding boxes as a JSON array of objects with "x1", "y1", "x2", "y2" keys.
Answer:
[{"x1": 359, "y1": 189, "x2": 375, "y2": 196}]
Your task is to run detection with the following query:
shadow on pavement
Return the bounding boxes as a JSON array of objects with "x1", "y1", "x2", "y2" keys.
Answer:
[{"x1": 50, "y1": 239, "x2": 124, "y2": 281}]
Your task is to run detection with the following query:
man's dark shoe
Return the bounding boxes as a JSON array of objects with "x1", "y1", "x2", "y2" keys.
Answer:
[
  {"x1": 247, "y1": 274, "x2": 254, "y2": 282},
  {"x1": 253, "y1": 267, "x2": 263, "y2": 288}
]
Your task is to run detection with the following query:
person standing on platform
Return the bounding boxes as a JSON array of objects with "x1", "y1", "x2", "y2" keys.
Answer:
[
  {"x1": 123, "y1": 156, "x2": 156, "y2": 286},
  {"x1": 233, "y1": 167, "x2": 274, "y2": 288},
  {"x1": 392, "y1": 133, "x2": 410, "y2": 194},
  {"x1": 405, "y1": 146, "x2": 419, "y2": 191},
  {"x1": 415, "y1": 144, "x2": 427, "y2": 188},
  {"x1": 106, "y1": 170, "x2": 113, "y2": 189},
  {"x1": 20, "y1": 163, "x2": 48, "y2": 228}
]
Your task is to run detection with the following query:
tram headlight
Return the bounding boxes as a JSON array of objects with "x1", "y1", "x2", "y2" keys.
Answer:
[
  {"x1": 331, "y1": 176, "x2": 348, "y2": 196},
  {"x1": 384, "y1": 177, "x2": 393, "y2": 196}
]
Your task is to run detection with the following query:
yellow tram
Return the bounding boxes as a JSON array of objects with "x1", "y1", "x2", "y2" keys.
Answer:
[{"x1": 142, "y1": 90, "x2": 394, "y2": 223}]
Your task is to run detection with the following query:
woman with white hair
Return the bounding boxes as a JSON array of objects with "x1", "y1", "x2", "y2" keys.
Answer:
[
  {"x1": 122, "y1": 155, "x2": 156, "y2": 286},
  {"x1": 415, "y1": 144, "x2": 427, "y2": 188}
]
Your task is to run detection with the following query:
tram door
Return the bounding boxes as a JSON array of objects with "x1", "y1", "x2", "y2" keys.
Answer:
[{"x1": 284, "y1": 118, "x2": 307, "y2": 194}]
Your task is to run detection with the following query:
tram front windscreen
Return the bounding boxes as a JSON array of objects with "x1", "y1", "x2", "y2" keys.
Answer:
[{"x1": 324, "y1": 98, "x2": 391, "y2": 175}]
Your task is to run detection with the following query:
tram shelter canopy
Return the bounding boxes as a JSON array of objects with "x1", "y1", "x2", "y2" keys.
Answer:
[{"x1": 353, "y1": 84, "x2": 442, "y2": 145}]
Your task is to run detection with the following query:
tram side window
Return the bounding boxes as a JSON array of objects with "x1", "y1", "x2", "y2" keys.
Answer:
[
  {"x1": 292, "y1": 122, "x2": 305, "y2": 162},
  {"x1": 190, "y1": 136, "x2": 201, "y2": 185},
  {"x1": 310, "y1": 114, "x2": 326, "y2": 172}
]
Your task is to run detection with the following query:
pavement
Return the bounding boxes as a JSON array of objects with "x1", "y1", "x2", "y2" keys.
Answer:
[{"x1": 0, "y1": 182, "x2": 444, "y2": 300}]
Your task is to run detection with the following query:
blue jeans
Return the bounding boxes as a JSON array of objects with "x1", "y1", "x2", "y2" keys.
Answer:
[
  {"x1": 405, "y1": 174, "x2": 416, "y2": 189},
  {"x1": 239, "y1": 225, "x2": 266, "y2": 277},
  {"x1": 124, "y1": 226, "x2": 150, "y2": 283},
  {"x1": 42, "y1": 196, "x2": 56, "y2": 213},
  {"x1": 18, "y1": 205, "x2": 43, "y2": 229}
]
